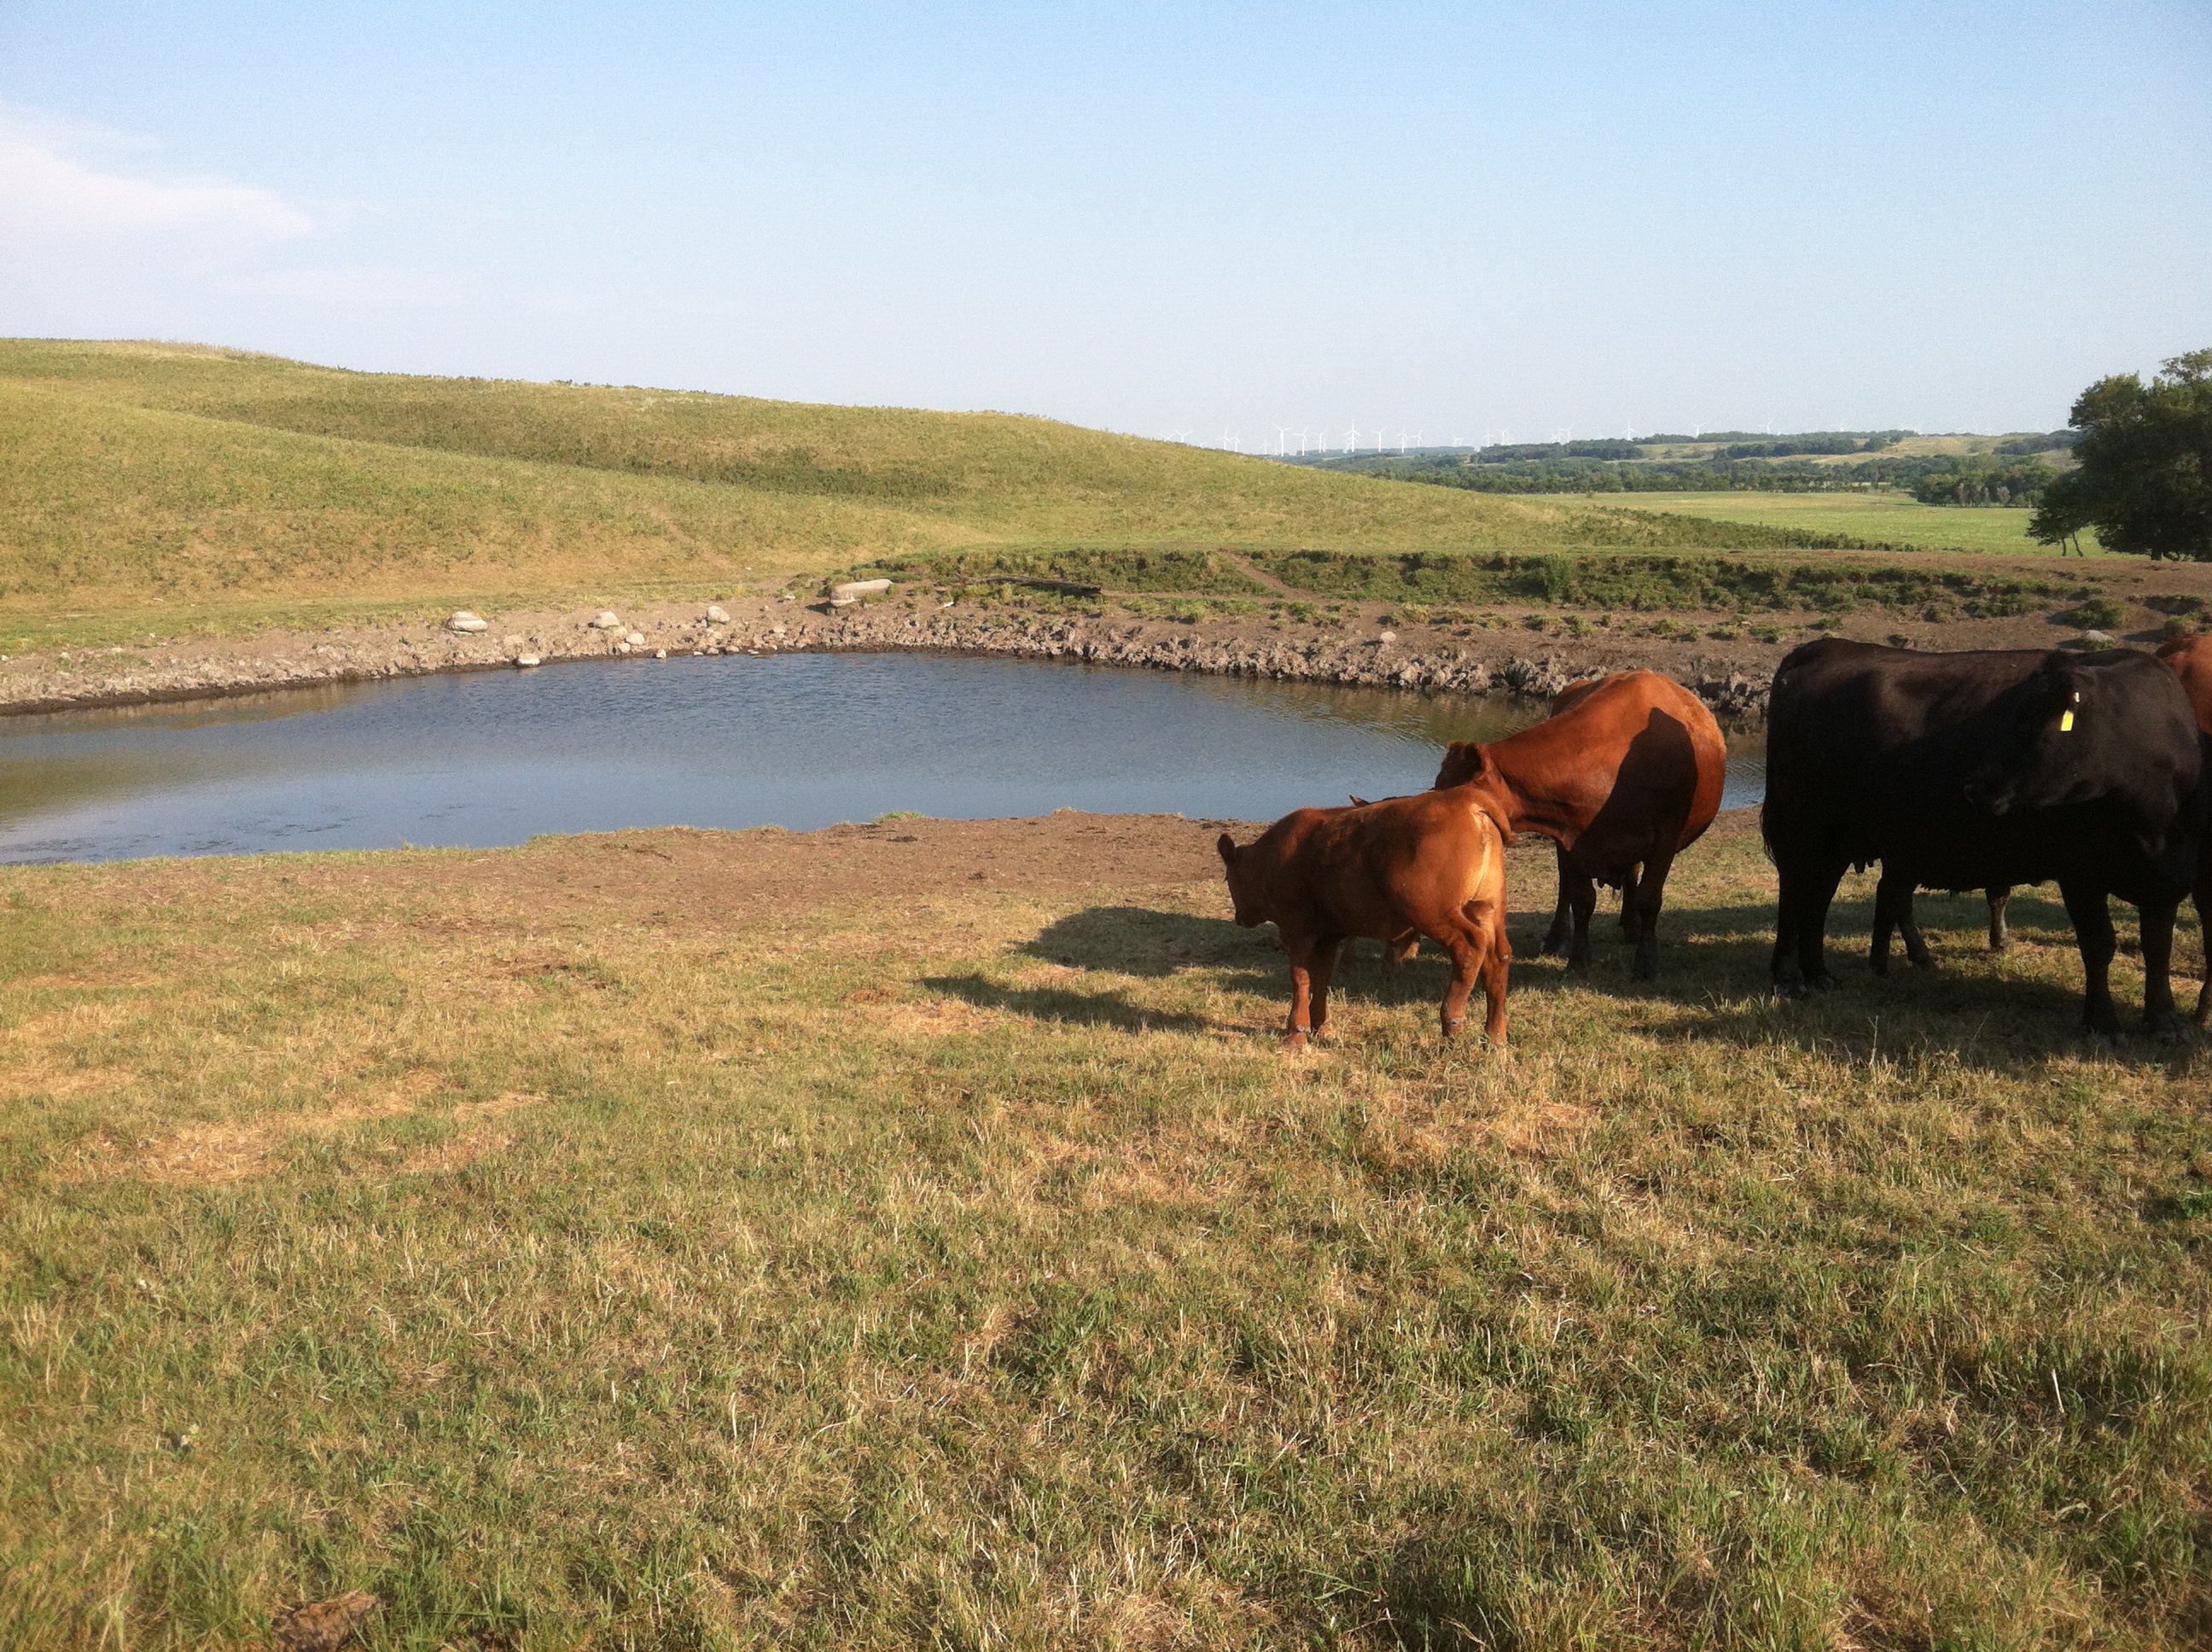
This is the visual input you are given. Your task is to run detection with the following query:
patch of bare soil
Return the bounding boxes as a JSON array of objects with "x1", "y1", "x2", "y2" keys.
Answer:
[
  {"x1": 266, "y1": 806, "x2": 1764, "y2": 924},
  {"x1": 380, "y1": 811, "x2": 1259, "y2": 920}
]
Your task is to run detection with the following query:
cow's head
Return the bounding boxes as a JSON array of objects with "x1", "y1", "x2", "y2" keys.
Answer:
[
  {"x1": 1218, "y1": 832, "x2": 1265, "y2": 927},
  {"x1": 1963, "y1": 657, "x2": 2094, "y2": 816},
  {"x1": 1433, "y1": 742, "x2": 1519, "y2": 842},
  {"x1": 1434, "y1": 741, "x2": 1487, "y2": 788}
]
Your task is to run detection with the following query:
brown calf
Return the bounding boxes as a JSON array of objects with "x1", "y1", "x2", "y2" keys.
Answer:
[
  {"x1": 1218, "y1": 786, "x2": 1511, "y2": 1048},
  {"x1": 1433, "y1": 670, "x2": 1726, "y2": 980}
]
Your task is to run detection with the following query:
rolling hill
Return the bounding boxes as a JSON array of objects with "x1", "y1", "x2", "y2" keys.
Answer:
[{"x1": 3, "y1": 340, "x2": 1825, "y2": 610}]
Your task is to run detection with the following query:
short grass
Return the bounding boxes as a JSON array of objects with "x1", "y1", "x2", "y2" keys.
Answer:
[
  {"x1": 3, "y1": 826, "x2": 2208, "y2": 1649},
  {"x1": 6, "y1": 342, "x2": 1829, "y2": 630},
  {"x1": 1606, "y1": 493, "x2": 2107, "y2": 556}
]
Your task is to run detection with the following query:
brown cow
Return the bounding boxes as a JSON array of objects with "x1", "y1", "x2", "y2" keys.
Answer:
[
  {"x1": 2157, "y1": 633, "x2": 2212, "y2": 1021},
  {"x1": 1218, "y1": 786, "x2": 1511, "y2": 1048},
  {"x1": 1879, "y1": 635, "x2": 2212, "y2": 1014},
  {"x1": 1432, "y1": 669, "x2": 1726, "y2": 980}
]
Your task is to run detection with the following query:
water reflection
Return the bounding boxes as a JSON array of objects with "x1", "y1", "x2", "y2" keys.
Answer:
[{"x1": 0, "y1": 654, "x2": 1764, "y2": 864}]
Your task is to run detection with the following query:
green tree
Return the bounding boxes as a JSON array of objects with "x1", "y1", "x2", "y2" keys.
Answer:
[{"x1": 2032, "y1": 349, "x2": 2212, "y2": 560}]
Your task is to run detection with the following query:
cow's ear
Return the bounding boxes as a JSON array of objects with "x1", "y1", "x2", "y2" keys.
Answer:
[{"x1": 1216, "y1": 832, "x2": 1239, "y2": 866}]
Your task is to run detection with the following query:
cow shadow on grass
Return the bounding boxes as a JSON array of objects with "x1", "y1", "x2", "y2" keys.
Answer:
[
  {"x1": 923, "y1": 908, "x2": 1281, "y2": 1036},
  {"x1": 1512, "y1": 881, "x2": 2203, "y2": 1072},
  {"x1": 969, "y1": 891, "x2": 2203, "y2": 1071},
  {"x1": 920, "y1": 972, "x2": 1216, "y2": 1034}
]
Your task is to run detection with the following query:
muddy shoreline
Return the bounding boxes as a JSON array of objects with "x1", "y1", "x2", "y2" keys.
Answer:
[
  {"x1": 1, "y1": 582, "x2": 2172, "y2": 725},
  {"x1": 0, "y1": 595, "x2": 1802, "y2": 724}
]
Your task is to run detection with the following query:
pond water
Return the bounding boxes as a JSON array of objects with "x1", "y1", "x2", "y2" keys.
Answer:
[{"x1": 0, "y1": 653, "x2": 1766, "y2": 864}]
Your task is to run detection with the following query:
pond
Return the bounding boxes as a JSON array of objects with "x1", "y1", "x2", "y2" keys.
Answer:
[{"x1": 0, "y1": 653, "x2": 1766, "y2": 864}]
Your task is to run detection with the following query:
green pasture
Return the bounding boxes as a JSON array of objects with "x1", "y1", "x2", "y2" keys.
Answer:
[
  {"x1": 1608, "y1": 492, "x2": 2107, "y2": 556},
  {"x1": 3, "y1": 341, "x2": 1835, "y2": 625},
  {"x1": 2, "y1": 823, "x2": 2207, "y2": 1649}
]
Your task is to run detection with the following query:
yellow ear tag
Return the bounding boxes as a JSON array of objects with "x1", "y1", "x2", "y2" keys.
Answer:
[{"x1": 2060, "y1": 710, "x2": 2074, "y2": 731}]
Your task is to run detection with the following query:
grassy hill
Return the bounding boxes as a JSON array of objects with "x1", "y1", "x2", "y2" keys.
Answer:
[{"x1": 3, "y1": 341, "x2": 1825, "y2": 620}]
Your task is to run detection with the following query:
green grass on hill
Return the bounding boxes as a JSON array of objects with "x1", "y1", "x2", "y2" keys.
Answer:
[
  {"x1": 1607, "y1": 492, "x2": 2106, "y2": 556},
  {"x1": 3, "y1": 341, "x2": 1829, "y2": 618},
  {"x1": 2, "y1": 823, "x2": 2207, "y2": 1648}
]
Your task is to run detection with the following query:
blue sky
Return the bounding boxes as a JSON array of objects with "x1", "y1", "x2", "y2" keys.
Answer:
[{"x1": 2, "y1": 1, "x2": 2206, "y2": 444}]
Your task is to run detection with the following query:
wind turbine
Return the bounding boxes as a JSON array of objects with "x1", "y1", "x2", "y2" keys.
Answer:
[
  {"x1": 1171, "y1": 428, "x2": 1193, "y2": 444},
  {"x1": 1222, "y1": 428, "x2": 1240, "y2": 452},
  {"x1": 1275, "y1": 426, "x2": 1289, "y2": 456}
]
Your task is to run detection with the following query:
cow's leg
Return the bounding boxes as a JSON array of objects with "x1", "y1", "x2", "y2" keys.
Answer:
[
  {"x1": 1481, "y1": 920, "x2": 1512, "y2": 1046},
  {"x1": 2058, "y1": 879, "x2": 2123, "y2": 1044},
  {"x1": 1441, "y1": 904, "x2": 1511, "y2": 1045},
  {"x1": 1306, "y1": 937, "x2": 1341, "y2": 1040},
  {"x1": 1626, "y1": 847, "x2": 1678, "y2": 981},
  {"x1": 1987, "y1": 887, "x2": 2011, "y2": 952},
  {"x1": 1869, "y1": 872, "x2": 1900, "y2": 976},
  {"x1": 1773, "y1": 855, "x2": 1847, "y2": 996},
  {"x1": 1384, "y1": 931, "x2": 1418, "y2": 971},
  {"x1": 1564, "y1": 867, "x2": 1599, "y2": 971},
  {"x1": 1617, "y1": 863, "x2": 1643, "y2": 945},
  {"x1": 2136, "y1": 894, "x2": 2185, "y2": 1044},
  {"x1": 1540, "y1": 845, "x2": 1575, "y2": 957},
  {"x1": 2195, "y1": 870, "x2": 2212, "y2": 1027},
  {"x1": 1871, "y1": 872, "x2": 1931, "y2": 974},
  {"x1": 1897, "y1": 888, "x2": 1932, "y2": 968},
  {"x1": 1281, "y1": 933, "x2": 1327, "y2": 1049}
]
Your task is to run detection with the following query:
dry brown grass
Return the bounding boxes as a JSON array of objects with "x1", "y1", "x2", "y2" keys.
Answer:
[{"x1": 1, "y1": 816, "x2": 2208, "y2": 1649}]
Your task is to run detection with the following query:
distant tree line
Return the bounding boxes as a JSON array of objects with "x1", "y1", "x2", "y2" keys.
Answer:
[
  {"x1": 1908, "y1": 457, "x2": 2060, "y2": 507},
  {"x1": 1308, "y1": 451, "x2": 2058, "y2": 501}
]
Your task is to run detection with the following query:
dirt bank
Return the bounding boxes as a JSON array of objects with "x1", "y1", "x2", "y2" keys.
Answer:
[{"x1": 2, "y1": 580, "x2": 2198, "y2": 723}]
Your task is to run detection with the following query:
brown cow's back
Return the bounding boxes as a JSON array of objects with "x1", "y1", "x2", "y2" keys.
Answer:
[
  {"x1": 1432, "y1": 669, "x2": 1726, "y2": 980},
  {"x1": 2157, "y1": 634, "x2": 2212, "y2": 734},
  {"x1": 1509, "y1": 669, "x2": 1726, "y2": 855}
]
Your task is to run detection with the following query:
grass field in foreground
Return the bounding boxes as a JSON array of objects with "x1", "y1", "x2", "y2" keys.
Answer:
[
  {"x1": 1612, "y1": 493, "x2": 2106, "y2": 556},
  {"x1": 3, "y1": 818, "x2": 2208, "y2": 1649}
]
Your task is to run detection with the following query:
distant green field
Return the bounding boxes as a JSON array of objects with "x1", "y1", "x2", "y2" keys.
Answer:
[{"x1": 1608, "y1": 492, "x2": 2105, "y2": 556}]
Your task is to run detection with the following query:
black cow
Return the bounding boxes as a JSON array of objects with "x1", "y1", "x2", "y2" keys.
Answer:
[{"x1": 1763, "y1": 639, "x2": 2206, "y2": 1043}]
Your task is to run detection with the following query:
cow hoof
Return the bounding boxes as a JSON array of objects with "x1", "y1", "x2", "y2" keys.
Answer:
[
  {"x1": 2147, "y1": 1015, "x2": 2191, "y2": 1047},
  {"x1": 1282, "y1": 1030, "x2": 1309, "y2": 1051}
]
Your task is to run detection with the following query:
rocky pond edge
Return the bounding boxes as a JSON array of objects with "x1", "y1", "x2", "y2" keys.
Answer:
[{"x1": 0, "y1": 596, "x2": 1779, "y2": 723}]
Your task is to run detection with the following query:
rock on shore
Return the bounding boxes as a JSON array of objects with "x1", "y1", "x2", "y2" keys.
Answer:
[{"x1": 0, "y1": 598, "x2": 1774, "y2": 722}]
